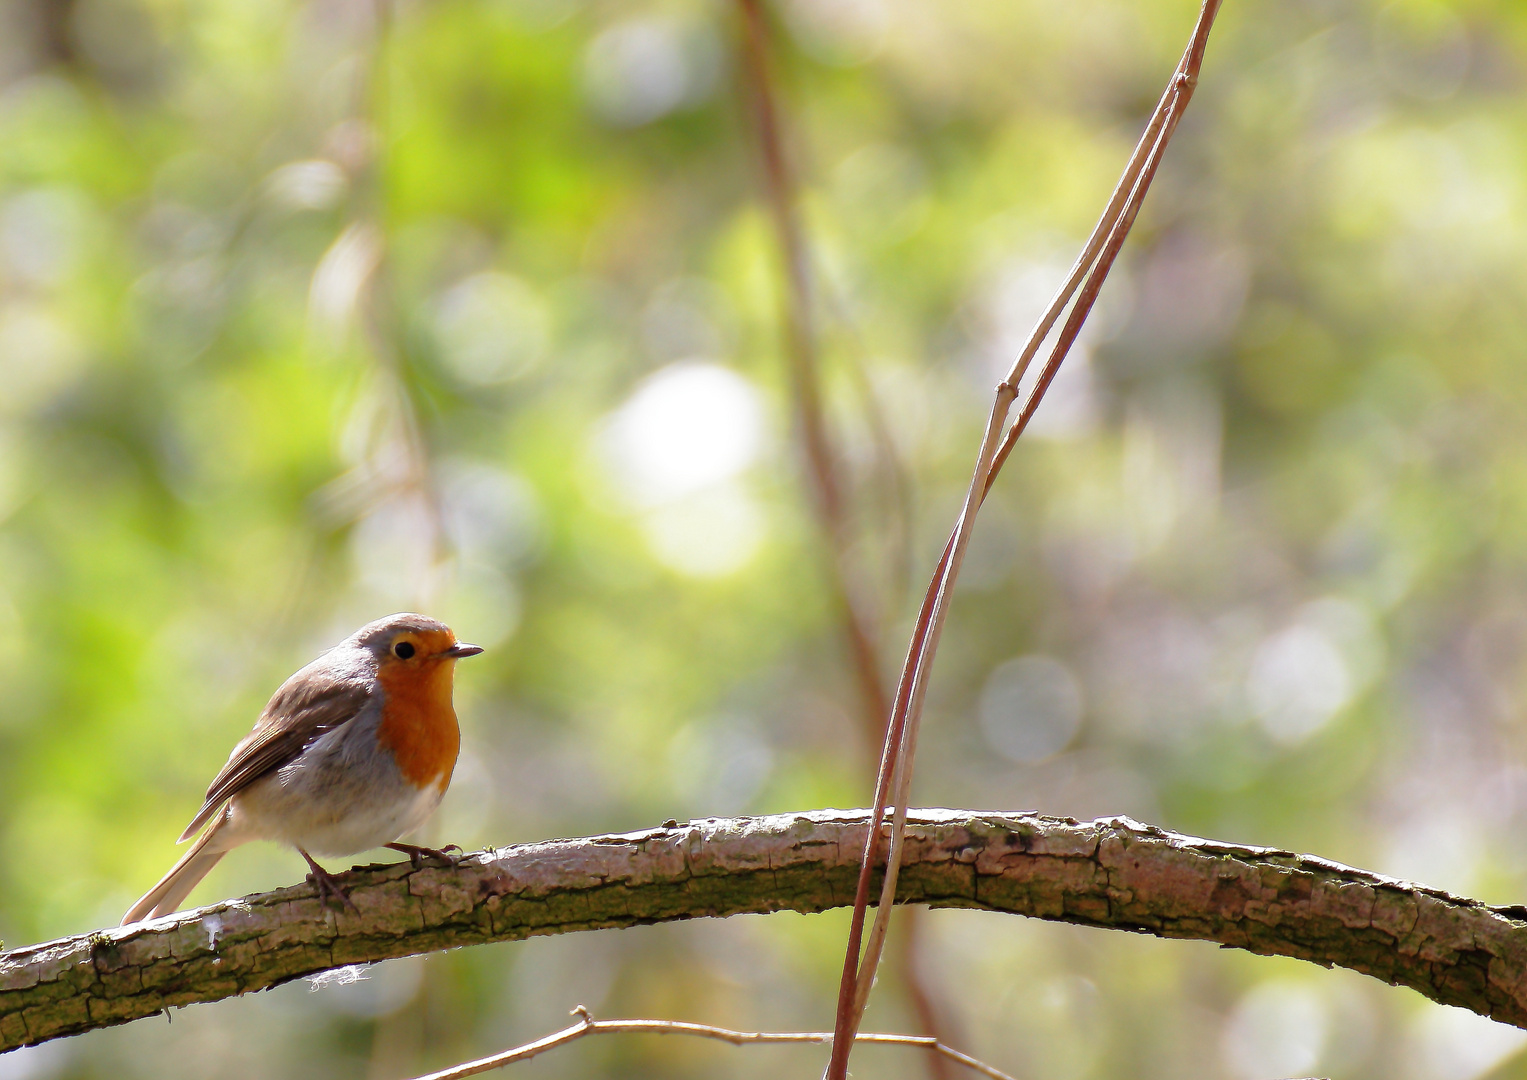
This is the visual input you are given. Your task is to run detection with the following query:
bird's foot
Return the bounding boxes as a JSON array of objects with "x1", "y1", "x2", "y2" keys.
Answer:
[
  {"x1": 299, "y1": 848, "x2": 360, "y2": 914},
  {"x1": 386, "y1": 842, "x2": 463, "y2": 870}
]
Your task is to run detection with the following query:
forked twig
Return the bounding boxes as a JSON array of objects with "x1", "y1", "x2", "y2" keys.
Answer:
[
  {"x1": 823, "y1": 4, "x2": 1225, "y2": 1079},
  {"x1": 408, "y1": 1006, "x2": 1016, "y2": 1080}
]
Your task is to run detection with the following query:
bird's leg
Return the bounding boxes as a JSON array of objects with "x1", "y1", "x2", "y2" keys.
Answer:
[
  {"x1": 298, "y1": 848, "x2": 360, "y2": 914},
  {"x1": 385, "y1": 842, "x2": 463, "y2": 869}
]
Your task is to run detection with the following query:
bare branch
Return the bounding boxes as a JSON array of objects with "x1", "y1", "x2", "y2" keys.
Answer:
[
  {"x1": 409, "y1": 1006, "x2": 1015, "y2": 1080},
  {"x1": 7, "y1": 809, "x2": 1527, "y2": 1054}
]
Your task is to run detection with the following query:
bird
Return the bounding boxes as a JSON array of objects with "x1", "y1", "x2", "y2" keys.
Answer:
[{"x1": 121, "y1": 613, "x2": 482, "y2": 925}]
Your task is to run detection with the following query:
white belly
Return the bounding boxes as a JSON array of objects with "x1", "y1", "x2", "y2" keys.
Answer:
[{"x1": 221, "y1": 720, "x2": 449, "y2": 857}]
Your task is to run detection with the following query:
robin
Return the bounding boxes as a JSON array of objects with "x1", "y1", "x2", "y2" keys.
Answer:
[{"x1": 121, "y1": 613, "x2": 482, "y2": 925}]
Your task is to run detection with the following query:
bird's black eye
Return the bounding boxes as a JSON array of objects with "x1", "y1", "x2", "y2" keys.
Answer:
[{"x1": 393, "y1": 640, "x2": 416, "y2": 660}]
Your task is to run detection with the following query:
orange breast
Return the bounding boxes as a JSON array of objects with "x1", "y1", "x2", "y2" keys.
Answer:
[{"x1": 376, "y1": 659, "x2": 462, "y2": 790}]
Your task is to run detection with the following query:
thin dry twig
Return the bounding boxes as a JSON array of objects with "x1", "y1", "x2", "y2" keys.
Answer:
[
  {"x1": 408, "y1": 1006, "x2": 1016, "y2": 1080},
  {"x1": 818, "y1": 267, "x2": 919, "y2": 615},
  {"x1": 823, "y1": 4, "x2": 1225, "y2": 1078},
  {"x1": 734, "y1": 3, "x2": 957, "y2": 1074},
  {"x1": 735, "y1": 0, "x2": 892, "y2": 733}
]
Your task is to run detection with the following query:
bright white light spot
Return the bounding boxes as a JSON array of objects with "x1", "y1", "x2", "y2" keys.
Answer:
[
  {"x1": 310, "y1": 222, "x2": 380, "y2": 332},
  {"x1": 978, "y1": 655, "x2": 1083, "y2": 762},
  {"x1": 583, "y1": 18, "x2": 717, "y2": 127},
  {"x1": 432, "y1": 272, "x2": 549, "y2": 385},
  {"x1": 1221, "y1": 981, "x2": 1328, "y2": 1080},
  {"x1": 1247, "y1": 623, "x2": 1351, "y2": 744},
  {"x1": 265, "y1": 159, "x2": 348, "y2": 211},
  {"x1": 601, "y1": 361, "x2": 765, "y2": 506},
  {"x1": 1412, "y1": 1002, "x2": 1527, "y2": 1080},
  {"x1": 641, "y1": 484, "x2": 763, "y2": 578}
]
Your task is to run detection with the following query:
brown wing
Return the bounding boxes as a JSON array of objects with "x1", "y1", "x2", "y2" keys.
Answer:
[{"x1": 176, "y1": 673, "x2": 374, "y2": 842}]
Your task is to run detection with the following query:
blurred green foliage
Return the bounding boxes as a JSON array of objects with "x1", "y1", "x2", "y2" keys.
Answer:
[{"x1": 5, "y1": 0, "x2": 1527, "y2": 1076}]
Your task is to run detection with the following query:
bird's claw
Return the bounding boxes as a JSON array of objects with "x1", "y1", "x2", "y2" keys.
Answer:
[
  {"x1": 306, "y1": 869, "x2": 359, "y2": 914},
  {"x1": 386, "y1": 842, "x2": 463, "y2": 870},
  {"x1": 299, "y1": 850, "x2": 360, "y2": 914}
]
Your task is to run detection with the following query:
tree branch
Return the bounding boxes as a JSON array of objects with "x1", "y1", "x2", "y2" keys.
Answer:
[{"x1": 5, "y1": 808, "x2": 1526, "y2": 1053}]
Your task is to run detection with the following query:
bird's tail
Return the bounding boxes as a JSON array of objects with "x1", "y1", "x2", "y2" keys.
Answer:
[{"x1": 121, "y1": 809, "x2": 234, "y2": 926}]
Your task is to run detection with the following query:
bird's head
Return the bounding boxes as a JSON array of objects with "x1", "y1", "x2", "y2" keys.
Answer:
[{"x1": 352, "y1": 612, "x2": 484, "y2": 671}]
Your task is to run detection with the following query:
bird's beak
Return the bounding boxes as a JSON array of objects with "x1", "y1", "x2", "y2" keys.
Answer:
[{"x1": 444, "y1": 642, "x2": 484, "y2": 659}]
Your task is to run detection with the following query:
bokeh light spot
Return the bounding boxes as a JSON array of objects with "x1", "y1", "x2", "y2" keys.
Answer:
[
  {"x1": 978, "y1": 655, "x2": 1084, "y2": 763},
  {"x1": 431, "y1": 272, "x2": 549, "y2": 385},
  {"x1": 600, "y1": 361, "x2": 765, "y2": 507},
  {"x1": 1221, "y1": 980, "x2": 1328, "y2": 1080}
]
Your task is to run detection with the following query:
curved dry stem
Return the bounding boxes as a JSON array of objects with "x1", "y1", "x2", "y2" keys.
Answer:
[
  {"x1": 411, "y1": 1006, "x2": 1015, "y2": 1080},
  {"x1": 852, "y1": 384, "x2": 1016, "y2": 1018},
  {"x1": 826, "y1": 4, "x2": 1225, "y2": 1078}
]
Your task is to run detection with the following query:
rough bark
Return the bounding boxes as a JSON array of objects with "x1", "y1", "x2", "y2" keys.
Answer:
[{"x1": 4, "y1": 808, "x2": 1527, "y2": 1053}]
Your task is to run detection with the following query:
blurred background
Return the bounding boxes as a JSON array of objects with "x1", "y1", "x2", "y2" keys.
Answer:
[{"x1": 2, "y1": 0, "x2": 1527, "y2": 1076}]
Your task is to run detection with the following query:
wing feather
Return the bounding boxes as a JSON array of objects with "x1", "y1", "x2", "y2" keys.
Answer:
[{"x1": 177, "y1": 673, "x2": 373, "y2": 842}]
